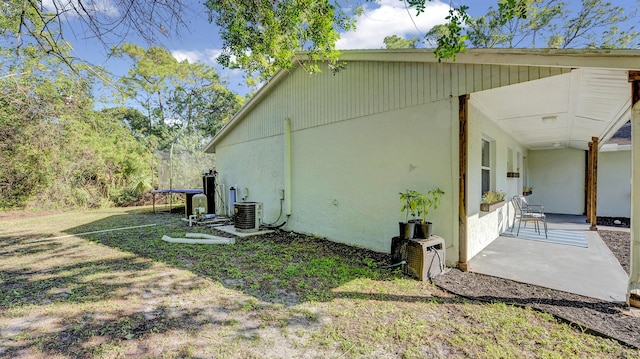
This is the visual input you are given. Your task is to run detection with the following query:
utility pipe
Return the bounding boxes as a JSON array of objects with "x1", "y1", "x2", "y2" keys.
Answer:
[
  {"x1": 284, "y1": 118, "x2": 292, "y2": 216},
  {"x1": 161, "y1": 233, "x2": 235, "y2": 245},
  {"x1": 27, "y1": 223, "x2": 158, "y2": 243}
]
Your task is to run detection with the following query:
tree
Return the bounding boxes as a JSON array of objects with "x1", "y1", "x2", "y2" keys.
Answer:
[
  {"x1": 464, "y1": 0, "x2": 639, "y2": 49},
  {"x1": 1, "y1": 1, "x2": 530, "y2": 80},
  {"x1": 384, "y1": 35, "x2": 420, "y2": 49},
  {"x1": 111, "y1": 43, "x2": 243, "y2": 150},
  {"x1": 549, "y1": 0, "x2": 639, "y2": 49},
  {"x1": 0, "y1": 44, "x2": 151, "y2": 209},
  {"x1": 2, "y1": 0, "x2": 189, "y2": 63},
  {"x1": 204, "y1": 0, "x2": 356, "y2": 80}
]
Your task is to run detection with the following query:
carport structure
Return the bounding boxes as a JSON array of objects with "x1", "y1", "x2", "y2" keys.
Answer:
[{"x1": 453, "y1": 49, "x2": 640, "y2": 307}]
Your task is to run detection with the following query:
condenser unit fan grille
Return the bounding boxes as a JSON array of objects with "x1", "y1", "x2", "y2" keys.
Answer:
[{"x1": 234, "y1": 202, "x2": 262, "y2": 232}]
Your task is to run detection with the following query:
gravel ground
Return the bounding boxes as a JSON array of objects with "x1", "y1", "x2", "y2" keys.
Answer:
[{"x1": 433, "y1": 229, "x2": 640, "y2": 349}]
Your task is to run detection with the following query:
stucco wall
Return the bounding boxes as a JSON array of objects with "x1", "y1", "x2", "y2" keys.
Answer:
[
  {"x1": 215, "y1": 135, "x2": 285, "y2": 219},
  {"x1": 210, "y1": 59, "x2": 574, "y2": 266},
  {"x1": 467, "y1": 100, "x2": 526, "y2": 259},
  {"x1": 291, "y1": 100, "x2": 458, "y2": 260},
  {"x1": 598, "y1": 150, "x2": 631, "y2": 217},
  {"x1": 528, "y1": 148, "x2": 585, "y2": 214},
  {"x1": 216, "y1": 99, "x2": 460, "y2": 263}
]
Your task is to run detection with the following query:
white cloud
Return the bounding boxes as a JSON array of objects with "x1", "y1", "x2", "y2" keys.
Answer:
[
  {"x1": 171, "y1": 49, "x2": 248, "y2": 95},
  {"x1": 42, "y1": 0, "x2": 119, "y2": 18},
  {"x1": 337, "y1": 0, "x2": 451, "y2": 49},
  {"x1": 171, "y1": 49, "x2": 208, "y2": 64},
  {"x1": 171, "y1": 49, "x2": 229, "y2": 66}
]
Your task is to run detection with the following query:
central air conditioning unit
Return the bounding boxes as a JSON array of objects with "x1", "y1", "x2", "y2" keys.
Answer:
[{"x1": 234, "y1": 202, "x2": 263, "y2": 232}]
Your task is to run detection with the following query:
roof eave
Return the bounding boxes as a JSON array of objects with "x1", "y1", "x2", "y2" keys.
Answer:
[
  {"x1": 204, "y1": 48, "x2": 640, "y2": 153},
  {"x1": 325, "y1": 48, "x2": 640, "y2": 69},
  {"x1": 203, "y1": 69, "x2": 291, "y2": 153}
]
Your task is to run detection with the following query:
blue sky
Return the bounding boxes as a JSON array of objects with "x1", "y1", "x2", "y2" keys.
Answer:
[{"x1": 55, "y1": 0, "x2": 637, "y2": 101}]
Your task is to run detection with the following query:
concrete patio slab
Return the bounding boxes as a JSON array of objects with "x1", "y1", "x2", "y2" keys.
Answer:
[{"x1": 469, "y1": 214, "x2": 629, "y2": 303}]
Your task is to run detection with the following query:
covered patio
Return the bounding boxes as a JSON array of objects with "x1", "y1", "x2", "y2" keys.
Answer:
[
  {"x1": 454, "y1": 50, "x2": 640, "y2": 307},
  {"x1": 468, "y1": 213, "x2": 629, "y2": 302}
]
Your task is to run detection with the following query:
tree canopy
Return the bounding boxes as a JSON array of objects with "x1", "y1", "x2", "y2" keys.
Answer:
[
  {"x1": 465, "y1": 0, "x2": 639, "y2": 49},
  {"x1": 111, "y1": 43, "x2": 243, "y2": 151},
  {"x1": 0, "y1": 44, "x2": 152, "y2": 209},
  {"x1": 2, "y1": 0, "x2": 530, "y2": 79},
  {"x1": 4, "y1": 1, "x2": 636, "y2": 79}
]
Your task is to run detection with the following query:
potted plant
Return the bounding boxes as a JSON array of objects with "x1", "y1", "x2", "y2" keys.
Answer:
[
  {"x1": 399, "y1": 189, "x2": 420, "y2": 239},
  {"x1": 523, "y1": 186, "x2": 533, "y2": 196},
  {"x1": 414, "y1": 187, "x2": 445, "y2": 238},
  {"x1": 480, "y1": 190, "x2": 506, "y2": 212}
]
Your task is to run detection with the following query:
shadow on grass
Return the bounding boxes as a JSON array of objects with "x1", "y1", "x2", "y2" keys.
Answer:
[
  {"x1": 0, "y1": 257, "x2": 158, "y2": 307},
  {"x1": 2, "y1": 306, "x2": 233, "y2": 358},
  {"x1": 61, "y1": 211, "x2": 399, "y2": 306}
]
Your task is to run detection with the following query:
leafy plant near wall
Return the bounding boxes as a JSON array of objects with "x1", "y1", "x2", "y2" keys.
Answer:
[
  {"x1": 399, "y1": 187, "x2": 445, "y2": 239},
  {"x1": 399, "y1": 189, "x2": 420, "y2": 222},
  {"x1": 482, "y1": 190, "x2": 506, "y2": 204},
  {"x1": 416, "y1": 187, "x2": 445, "y2": 223}
]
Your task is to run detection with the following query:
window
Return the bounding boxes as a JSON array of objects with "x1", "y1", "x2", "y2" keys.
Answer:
[{"x1": 481, "y1": 139, "x2": 491, "y2": 196}]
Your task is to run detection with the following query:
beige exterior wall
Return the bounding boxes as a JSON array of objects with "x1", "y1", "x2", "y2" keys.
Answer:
[
  {"x1": 528, "y1": 148, "x2": 586, "y2": 214},
  {"x1": 598, "y1": 150, "x2": 631, "y2": 218},
  {"x1": 213, "y1": 59, "x2": 569, "y2": 264},
  {"x1": 466, "y1": 100, "x2": 528, "y2": 259},
  {"x1": 215, "y1": 135, "x2": 285, "y2": 217},
  {"x1": 289, "y1": 100, "x2": 458, "y2": 257},
  {"x1": 218, "y1": 62, "x2": 569, "y2": 149},
  {"x1": 216, "y1": 98, "x2": 460, "y2": 261}
]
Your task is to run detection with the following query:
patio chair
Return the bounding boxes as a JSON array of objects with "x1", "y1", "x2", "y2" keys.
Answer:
[{"x1": 511, "y1": 195, "x2": 547, "y2": 238}]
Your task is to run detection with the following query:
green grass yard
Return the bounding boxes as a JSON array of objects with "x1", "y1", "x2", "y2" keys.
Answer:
[{"x1": 0, "y1": 207, "x2": 637, "y2": 358}]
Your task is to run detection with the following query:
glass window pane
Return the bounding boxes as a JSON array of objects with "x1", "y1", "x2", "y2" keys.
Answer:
[
  {"x1": 482, "y1": 169, "x2": 490, "y2": 195},
  {"x1": 481, "y1": 139, "x2": 490, "y2": 167}
]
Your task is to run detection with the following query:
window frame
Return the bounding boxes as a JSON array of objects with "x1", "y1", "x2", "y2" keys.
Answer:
[{"x1": 481, "y1": 137, "x2": 493, "y2": 196}]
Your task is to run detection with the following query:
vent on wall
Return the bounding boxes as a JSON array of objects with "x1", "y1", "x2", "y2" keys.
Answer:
[{"x1": 234, "y1": 202, "x2": 263, "y2": 232}]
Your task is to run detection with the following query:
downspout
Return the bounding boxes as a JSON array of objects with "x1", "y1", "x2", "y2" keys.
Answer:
[
  {"x1": 629, "y1": 71, "x2": 640, "y2": 308},
  {"x1": 284, "y1": 118, "x2": 292, "y2": 216}
]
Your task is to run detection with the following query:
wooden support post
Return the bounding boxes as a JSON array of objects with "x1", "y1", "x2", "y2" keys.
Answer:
[
  {"x1": 629, "y1": 71, "x2": 640, "y2": 308},
  {"x1": 458, "y1": 94, "x2": 470, "y2": 271},
  {"x1": 590, "y1": 137, "x2": 599, "y2": 231},
  {"x1": 586, "y1": 142, "x2": 593, "y2": 223}
]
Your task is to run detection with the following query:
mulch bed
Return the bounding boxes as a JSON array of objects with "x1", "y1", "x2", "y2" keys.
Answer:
[{"x1": 433, "y1": 229, "x2": 640, "y2": 349}]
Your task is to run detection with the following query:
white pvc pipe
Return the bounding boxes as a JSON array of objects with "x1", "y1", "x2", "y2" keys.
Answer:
[
  {"x1": 284, "y1": 118, "x2": 292, "y2": 216},
  {"x1": 185, "y1": 232, "x2": 219, "y2": 239},
  {"x1": 161, "y1": 234, "x2": 235, "y2": 245},
  {"x1": 27, "y1": 223, "x2": 158, "y2": 243}
]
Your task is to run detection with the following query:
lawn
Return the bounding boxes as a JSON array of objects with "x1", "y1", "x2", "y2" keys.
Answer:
[{"x1": 0, "y1": 207, "x2": 637, "y2": 358}]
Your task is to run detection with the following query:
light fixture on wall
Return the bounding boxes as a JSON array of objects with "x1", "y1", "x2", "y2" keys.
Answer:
[{"x1": 542, "y1": 115, "x2": 558, "y2": 124}]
